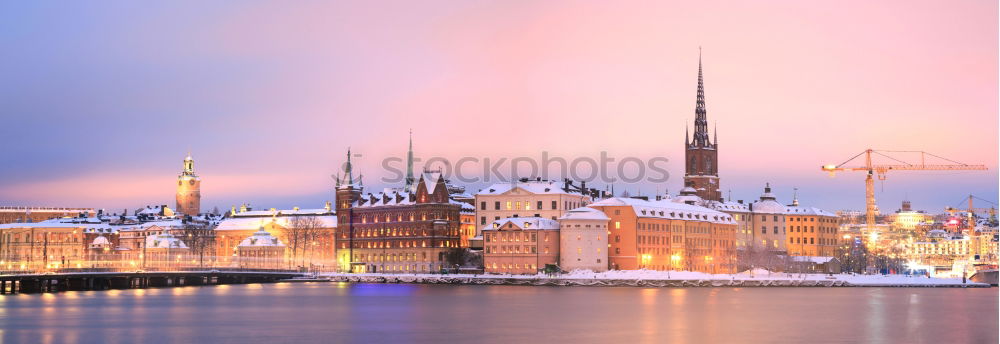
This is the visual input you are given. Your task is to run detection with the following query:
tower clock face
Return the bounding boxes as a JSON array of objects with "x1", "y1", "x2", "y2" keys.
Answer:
[{"x1": 189, "y1": 180, "x2": 196, "y2": 185}]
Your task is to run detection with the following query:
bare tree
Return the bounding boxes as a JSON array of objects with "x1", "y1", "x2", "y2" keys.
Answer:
[
  {"x1": 286, "y1": 216, "x2": 322, "y2": 269},
  {"x1": 181, "y1": 222, "x2": 215, "y2": 268}
]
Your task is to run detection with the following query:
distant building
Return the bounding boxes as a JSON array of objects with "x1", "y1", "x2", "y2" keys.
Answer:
[
  {"x1": 0, "y1": 207, "x2": 95, "y2": 224},
  {"x1": 558, "y1": 207, "x2": 610, "y2": 272},
  {"x1": 176, "y1": 153, "x2": 201, "y2": 217},
  {"x1": 885, "y1": 200, "x2": 933, "y2": 230},
  {"x1": 483, "y1": 217, "x2": 560, "y2": 274}
]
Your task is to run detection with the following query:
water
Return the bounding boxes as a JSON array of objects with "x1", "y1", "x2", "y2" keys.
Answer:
[{"x1": 0, "y1": 283, "x2": 995, "y2": 343}]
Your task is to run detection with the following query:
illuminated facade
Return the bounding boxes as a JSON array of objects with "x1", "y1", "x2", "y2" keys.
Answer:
[
  {"x1": 214, "y1": 204, "x2": 337, "y2": 268},
  {"x1": 335, "y1": 150, "x2": 463, "y2": 273},
  {"x1": 588, "y1": 197, "x2": 737, "y2": 273},
  {"x1": 558, "y1": 207, "x2": 610, "y2": 272},
  {"x1": 474, "y1": 180, "x2": 592, "y2": 239},
  {"x1": 483, "y1": 217, "x2": 560, "y2": 274},
  {"x1": 784, "y1": 205, "x2": 840, "y2": 257},
  {"x1": 0, "y1": 207, "x2": 95, "y2": 224}
]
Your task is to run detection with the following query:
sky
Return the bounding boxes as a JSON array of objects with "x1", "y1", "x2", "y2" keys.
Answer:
[{"x1": 0, "y1": 0, "x2": 996, "y2": 214}]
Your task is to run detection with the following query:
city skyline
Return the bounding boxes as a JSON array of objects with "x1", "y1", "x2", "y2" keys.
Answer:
[{"x1": 0, "y1": 1, "x2": 996, "y2": 212}]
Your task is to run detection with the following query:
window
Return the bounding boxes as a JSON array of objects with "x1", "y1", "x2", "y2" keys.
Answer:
[
  {"x1": 552, "y1": 201, "x2": 557, "y2": 209},
  {"x1": 480, "y1": 202, "x2": 486, "y2": 210},
  {"x1": 615, "y1": 221, "x2": 621, "y2": 229},
  {"x1": 481, "y1": 217, "x2": 486, "y2": 225},
  {"x1": 495, "y1": 201, "x2": 501, "y2": 210},
  {"x1": 537, "y1": 201, "x2": 543, "y2": 210}
]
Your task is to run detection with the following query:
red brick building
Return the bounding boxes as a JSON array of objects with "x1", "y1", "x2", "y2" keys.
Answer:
[{"x1": 334, "y1": 150, "x2": 463, "y2": 273}]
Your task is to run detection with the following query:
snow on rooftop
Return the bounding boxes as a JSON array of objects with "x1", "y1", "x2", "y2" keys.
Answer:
[
  {"x1": 559, "y1": 207, "x2": 610, "y2": 221},
  {"x1": 476, "y1": 180, "x2": 584, "y2": 196},
  {"x1": 588, "y1": 197, "x2": 735, "y2": 224},
  {"x1": 238, "y1": 228, "x2": 285, "y2": 247},
  {"x1": 488, "y1": 217, "x2": 560, "y2": 230}
]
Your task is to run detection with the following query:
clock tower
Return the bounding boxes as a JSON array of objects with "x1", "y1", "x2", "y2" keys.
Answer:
[{"x1": 176, "y1": 153, "x2": 201, "y2": 217}]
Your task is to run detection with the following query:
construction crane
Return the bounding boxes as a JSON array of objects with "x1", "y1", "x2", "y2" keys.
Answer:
[
  {"x1": 945, "y1": 194, "x2": 997, "y2": 234},
  {"x1": 822, "y1": 149, "x2": 988, "y2": 233}
]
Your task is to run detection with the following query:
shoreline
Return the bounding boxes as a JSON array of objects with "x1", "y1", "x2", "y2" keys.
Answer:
[{"x1": 321, "y1": 272, "x2": 992, "y2": 288}]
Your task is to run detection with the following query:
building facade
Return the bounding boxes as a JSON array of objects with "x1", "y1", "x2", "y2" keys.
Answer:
[
  {"x1": 0, "y1": 207, "x2": 95, "y2": 224},
  {"x1": 558, "y1": 207, "x2": 610, "y2": 272},
  {"x1": 474, "y1": 180, "x2": 592, "y2": 239},
  {"x1": 483, "y1": 217, "x2": 560, "y2": 274},
  {"x1": 784, "y1": 204, "x2": 839, "y2": 257},
  {"x1": 335, "y1": 150, "x2": 463, "y2": 273},
  {"x1": 588, "y1": 197, "x2": 737, "y2": 273},
  {"x1": 215, "y1": 204, "x2": 337, "y2": 268}
]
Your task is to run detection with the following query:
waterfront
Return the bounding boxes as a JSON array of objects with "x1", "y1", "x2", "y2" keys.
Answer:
[{"x1": 0, "y1": 283, "x2": 995, "y2": 343}]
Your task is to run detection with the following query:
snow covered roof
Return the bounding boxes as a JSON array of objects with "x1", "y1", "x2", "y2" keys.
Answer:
[
  {"x1": 355, "y1": 190, "x2": 415, "y2": 208},
  {"x1": 791, "y1": 256, "x2": 836, "y2": 264},
  {"x1": 706, "y1": 201, "x2": 750, "y2": 213},
  {"x1": 784, "y1": 205, "x2": 836, "y2": 217},
  {"x1": 489, "y1": 217, "x2": 560, "y2": 230},
  {"x1": 559, "y1": 207, "x2": 610, "y2": 221},
  {"x1": 751, "y1": 199, "x2": 786, "y2": 214},
  {"x1": 476, "y1": 180, "x2": 585, "y2": 196},
  {"x1": 238, "y1": 228, "x2": 285, "y2": 247},
  {"x1": 90, "y1": 235, "x2": 112, "y2": 246},
  {"x1": 215, "y1": 214, "x2": 337, "y2": 231},
  {"x1": 145, "y1": 232, "x2": 188, "y2": 249},
  {"x1": 588, "y1": 197, "x2": 735, "y2": 224}
]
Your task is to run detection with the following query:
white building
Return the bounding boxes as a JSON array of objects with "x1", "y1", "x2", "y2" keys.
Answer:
[{"x1": 558, "y1": 207, "x2": 610, "y2": 272}]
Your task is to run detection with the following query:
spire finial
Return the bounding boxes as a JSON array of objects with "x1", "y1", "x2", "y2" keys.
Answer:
[
  {"x1": 692, "y1": 48, "x2": 708, "y2": 147},
  {"x1": 405, "y1": 130, "x2": 415, "y2": 189}
]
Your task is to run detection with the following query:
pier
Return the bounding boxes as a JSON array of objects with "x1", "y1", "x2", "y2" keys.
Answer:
[{"x1": 0, "y1": 270, "x2": 304, "y2": 294}]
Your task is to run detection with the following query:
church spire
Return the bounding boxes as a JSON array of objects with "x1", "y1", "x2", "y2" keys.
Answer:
[
  {"x1": 337, "y1": 148, "x2": 360, "y2": 189},
  {"x1": 405, "y1": 129, "x2": 415, "y2": 190},
  {"x1": 685, "y1": 124, "x2": 690, "y2": 146},
  {"x1": 692, "y1": 47, "x2": 709, "y2": 147}
]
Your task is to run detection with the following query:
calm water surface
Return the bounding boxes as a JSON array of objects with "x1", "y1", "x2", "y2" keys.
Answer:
[{"x1": 0, "y1": 283, "x2": 995, "y2": 343}]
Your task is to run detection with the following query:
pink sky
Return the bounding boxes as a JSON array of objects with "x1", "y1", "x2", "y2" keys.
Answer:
[{"x1": 0, "y1": 0, "x2": 996, "y2": 212}]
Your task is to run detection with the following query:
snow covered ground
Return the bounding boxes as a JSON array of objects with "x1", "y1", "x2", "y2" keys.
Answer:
[{"x1": 319, "y1": 269, "x2": 989, "y2": 288}]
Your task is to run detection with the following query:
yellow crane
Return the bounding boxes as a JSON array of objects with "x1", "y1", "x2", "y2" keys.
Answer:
[
  {"x1": 822, "y1": 149, "x2": 988, "y2": 233},
  {"x1": 945, "y1": 194, "x2": 997, "y2": 234}
]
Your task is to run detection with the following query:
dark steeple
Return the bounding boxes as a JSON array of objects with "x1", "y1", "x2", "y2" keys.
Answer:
[{"x1": 690, "y1": 47, "x2": 710, "y2": 148}]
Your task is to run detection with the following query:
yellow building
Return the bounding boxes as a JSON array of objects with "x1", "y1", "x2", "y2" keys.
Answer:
[
  {"x1": 215, "y1": 204, "x2": 336, "y2": 269},
  {"x1": 784, "y1": 205, "x2": 840, "y2": 257},
  {"x1": 474, "y1": 180, "x2": 592, "y2": 239},
  {"x1": 0, "y1": 219, "x2": 98, "y2": 270}
]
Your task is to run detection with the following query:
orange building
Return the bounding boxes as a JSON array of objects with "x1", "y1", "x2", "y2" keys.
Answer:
[
  {"x1": 587, "y1": 197, "x2": 738, "y2": 273},
  {"x1": 784, "y1": 205, "x2": 840, "y2": 257},
  {"x1": 483, "y1": 217, "x2": 560, "y2": 274}
]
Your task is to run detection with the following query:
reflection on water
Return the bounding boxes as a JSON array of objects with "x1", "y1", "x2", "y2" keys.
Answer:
[{"x1": 0, "y1": 283, "x2": 995, "y2": 344}]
